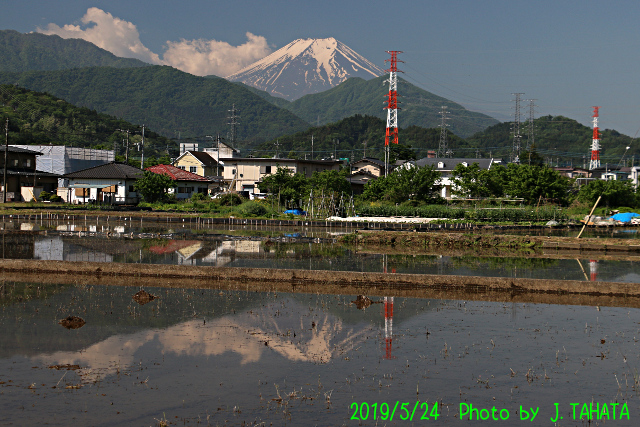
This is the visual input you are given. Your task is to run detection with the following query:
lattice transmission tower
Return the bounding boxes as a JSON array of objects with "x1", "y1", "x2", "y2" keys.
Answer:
[
  {"x1": 437, "y1": 106, "x2": 451, "y2": 158},
  {"x1": 227, "y1": 104, "x2": 240, "y2": 148},
  {"x1": 511, "y1": 93, "x2": 524, "y2": 163}
]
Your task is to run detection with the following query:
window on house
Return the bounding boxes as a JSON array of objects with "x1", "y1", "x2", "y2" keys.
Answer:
[
  {"x1": 23, "y1": 159, "x2": 31, "y2": 168},
  {"x1": 128, "y1": 185, "x2": 135, "y2": 193},
  {"x1": 438, "y1": 162, "x2": 445, "y2": 169},
  {"x1": 12, "y1": 159, "x2": 18, "y2": 167},
  {"x1": 265, "y1": 165, "x2": 272, "y2": 174},
  {"x1": 189, "y1": 166, "x2": 197, "y2": 173},
  {"x1": 178, "y1": 166, "x2": 186, "y2": 170}
]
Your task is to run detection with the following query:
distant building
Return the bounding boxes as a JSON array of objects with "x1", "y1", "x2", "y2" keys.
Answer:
[
  {"x1": 351, "y1": 157, "x2": 386, "y2": 177},
  {"x1": 348, "y1": 170, "x2": 378, "y2": 195},
  {"x1": 553, "y1": 167, "x2": 590, "y2": 179},
  {"x1": 1, "y1": 146, "x2": 58, "y2": 201},
  {"x1": 173, "y1": 151, "x2": 222, "y2": 177},
  {"x1": 203, "y1": 140, "x2": 240, "y2": 159},
  {"x1": 227, "y1": 158, "x2": 340, "y2": 195},
  {"x1": 13, "y1": 144, "x2": 113, "y2": 177}
]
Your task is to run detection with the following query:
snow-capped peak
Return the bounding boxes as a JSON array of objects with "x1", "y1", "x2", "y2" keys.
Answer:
[{"x1": 226, "y1": 38, "x2": 384, "y2": 100}]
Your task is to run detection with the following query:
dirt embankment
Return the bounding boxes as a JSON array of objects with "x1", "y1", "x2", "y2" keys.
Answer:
[
  {"x1": 343, "y1": 230, "x2": 640, "y2": 254},
  {"x1": 1, "y1": 259, "x2": 640, "y2": 309}
]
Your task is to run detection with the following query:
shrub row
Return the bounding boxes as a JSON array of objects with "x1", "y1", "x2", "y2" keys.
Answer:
[{"x1": 356, "y1": 204, "x2": 566, "y2": 222}]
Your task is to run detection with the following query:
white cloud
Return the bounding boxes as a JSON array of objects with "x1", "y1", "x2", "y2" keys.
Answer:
[
  {"x1": 37, "y1": 8, "x2": 272, "y2": 77},
  {"x1": 38, "y1": 7, "x2": 162, "y2": 65},
  {"x1": 163, "y1": 33, "x2": 271, "y2": 77}
]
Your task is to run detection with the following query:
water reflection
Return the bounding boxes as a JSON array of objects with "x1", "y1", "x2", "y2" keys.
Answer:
[
  {"x1": 1, "y1": 283, "x2": 639, "y2": 426},
  {"x1": 33, "y1": 302, "x2": 372, "y2": 383},
  {"x1": 0, "y1": 232, "x2": 633, "y2": 281}
]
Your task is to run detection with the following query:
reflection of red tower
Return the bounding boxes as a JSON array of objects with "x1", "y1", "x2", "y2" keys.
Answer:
[
  {"x1": 590, "y1": 260, "x2": 598, "y2": 281},
  {"x1": 384, "y1": 296, "x2": 395, "y2": 359}
]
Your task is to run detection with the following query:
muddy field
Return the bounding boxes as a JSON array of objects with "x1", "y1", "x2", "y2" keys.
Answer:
[{"x1": 346, "y1": 230, "x2": 640, "y2": 253}]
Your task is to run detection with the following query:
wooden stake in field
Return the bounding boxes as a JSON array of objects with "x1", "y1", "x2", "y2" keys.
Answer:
[{"x1": 577, "y1": 195, "x2": 602, "y2": 239}]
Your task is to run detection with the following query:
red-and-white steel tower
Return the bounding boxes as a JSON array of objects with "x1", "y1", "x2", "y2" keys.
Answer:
[
  {"x1": 589, "y1": 107, "x2": 602, "y2": 170},
  {"x1": 384, "y1": 51, "x2": 402, "y2": 176}
]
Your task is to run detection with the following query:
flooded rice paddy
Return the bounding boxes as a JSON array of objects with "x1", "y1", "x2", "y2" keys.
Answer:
[
  {"x1": 1, "y1": 218, "x2": 640, "y2": 425},
  {"x1": 1, "y1": 283, "x2": 640, "y2": 426},
  {"x1": 0, "y1": 223, "x2": 639, "y2": 283}
]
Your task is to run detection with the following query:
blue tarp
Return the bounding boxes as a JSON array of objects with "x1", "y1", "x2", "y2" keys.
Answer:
[
  {"x1": 610, "y1": 212, "x2": 640, "y2": 223},
  {"x1": 284, "y1": 208, "x2": 307, "y2": 216}
]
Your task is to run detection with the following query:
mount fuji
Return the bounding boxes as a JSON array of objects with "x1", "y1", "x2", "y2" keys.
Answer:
[{"x1": 226, "y1": 38, "x2": 384, "y2": 101}]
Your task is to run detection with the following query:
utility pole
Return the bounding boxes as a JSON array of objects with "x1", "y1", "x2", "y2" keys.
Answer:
[
  {"x1": 362, "y1": 140, "x2": 368, "y2": 158},
  {"x1": 140, "y1": 125, "x2": 145, "y2": 169},
  {"x1": 274, "y1": 140, "x2": 280, "y2": 158},
  {"x1": 311, "y1": 134, "x2": 314, "y2": 159},
  {"x1": 121, "y1": 129, "x2": 131, "y2": 163},
  {"x1": 3, "y1": 118, "x2": 8, "y2": 203}
]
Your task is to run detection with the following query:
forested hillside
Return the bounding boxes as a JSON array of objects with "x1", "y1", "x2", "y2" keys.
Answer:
[
  {"x1": 251, "y1": 114, "x2": 465, "y2": 161},
  {"x1": 0, "y1": 65, "x2": 311, "y2": 147},
  {"x1": 466, "y1": 115, "x2": 640, "y2": 166},
  {"x1": 0, "y1": 30, "x2": 148, "y2": 72},
  {"x1": 0, "y1": 84, "x2": 172, "y2": 159},
  {"x1": 272, "y1": 76, "x2": 498, "y2": 138}
]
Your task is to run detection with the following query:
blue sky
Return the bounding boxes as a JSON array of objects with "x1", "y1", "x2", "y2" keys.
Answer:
[{"x1": 4, "y1": 1, "x2": 640, "y2": 139}]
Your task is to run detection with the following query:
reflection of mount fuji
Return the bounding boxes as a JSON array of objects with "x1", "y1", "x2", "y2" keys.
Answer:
[{"x1": 32, "y1": 298, "x2": 374, "y2": 381}]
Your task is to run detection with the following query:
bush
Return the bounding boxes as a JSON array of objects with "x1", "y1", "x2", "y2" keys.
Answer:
[
  {"x1": 240, "y1": 201, "x2": 268, "y2": 217},
  {"x1": 191, "y1": 192, "x2": 207, "y2": 201},
  {"x1": 217, "y1": 193, "x2": 245, "y2": 206},
  {"x1": 38, "y1": 191, "x2": 51, "y2": 201}
]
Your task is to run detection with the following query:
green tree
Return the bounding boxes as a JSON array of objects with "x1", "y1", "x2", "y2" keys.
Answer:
[
  {"x1": 577, "y1": 179, "x2": 637, "y2": 207},
  {"x1": 309, "y1": 168, "x2": 351, "y2": 195},
  {"x1": 361, "y1": 165, "x2": 442, "y2": 203},
  {"x1": 504, "y1": 164, "x2": 570, "y2": 204},
  {"x1": 134, "y1": 170, "x2": 175, "y2": 203},
  {"x1": 452, "y1": 163, "x2": 508, "y2": 198},
  {"x1": 259, "y1": 167, "x2": 308, "y2": 208},
  {"x1": 452, "y1": 163, "x2": 487, "y2": 198}
]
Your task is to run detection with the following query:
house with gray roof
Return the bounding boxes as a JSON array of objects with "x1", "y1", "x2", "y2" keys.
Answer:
[{"x1": 62, "y1": 162, "x2": 143, "y2": 204}]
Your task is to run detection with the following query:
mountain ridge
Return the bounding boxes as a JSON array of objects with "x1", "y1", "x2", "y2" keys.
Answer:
[
  {"x1": 0, "y1": 29, "x2": 148, "y2": 72},
  {"x1": 0, "y1": 66, "x2": 311, "y2": 146}
]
